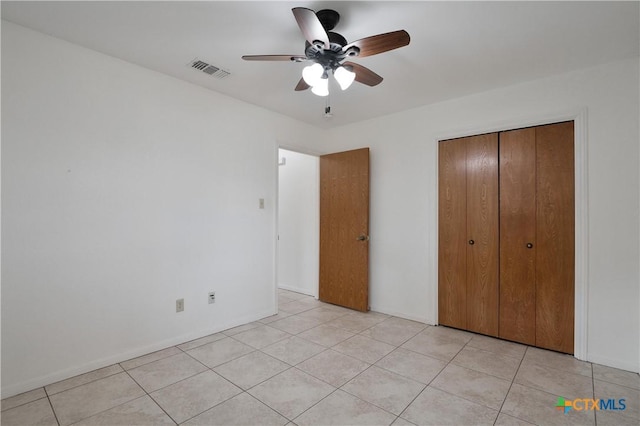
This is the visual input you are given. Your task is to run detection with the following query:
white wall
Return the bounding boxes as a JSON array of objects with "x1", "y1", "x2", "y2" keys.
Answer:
[
  {"x1": 2, "y1": 20, "x2": 638, "y2": 400},
  {"x1": 277, "y1": 149, "x2": 319, "y2": 296},
  {"x1": 313, "y1": 57, "x2": 640, "y2": 372},
  {"x1": 0, "y1": 21, "x2": 321, "y2": 397}
]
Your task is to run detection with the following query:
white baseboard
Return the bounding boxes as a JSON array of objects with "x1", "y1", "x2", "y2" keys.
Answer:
[
  {"x1": 369, "y1": 305, "x2": 430, "y2": 325},
  {"x1": 588, "y1": 353, "x2": 640, "y2": 374},
  {"x1": 278, "y1": 284, "x2": 315, "y2": 297},
  {"x1": 1, "y1": 308, "x2": 276, "y2": 399}
]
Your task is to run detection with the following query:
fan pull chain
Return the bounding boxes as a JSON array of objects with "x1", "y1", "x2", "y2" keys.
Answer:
[{"x1": 324, "y1": 94, "x2": 333, "y2": 118}]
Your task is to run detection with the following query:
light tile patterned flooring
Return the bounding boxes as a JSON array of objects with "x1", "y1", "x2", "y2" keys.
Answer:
[{"x1": 2, "y1": 289, "x2": 639, "y2": 425}]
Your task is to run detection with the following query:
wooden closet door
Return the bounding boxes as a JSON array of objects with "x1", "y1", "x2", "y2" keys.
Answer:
[
  {"x1": 499, "y1": 128, "x2": 537, "y2": 345},
  {"x1": 536, "y1": 122, "x2": 574, "y2": 354},
  {"x1": 438, "y1": 138, "x2": 467, "y2": 329},
  {"x1": 465, "y1": 134, "x2": 499, "y2": 336}
]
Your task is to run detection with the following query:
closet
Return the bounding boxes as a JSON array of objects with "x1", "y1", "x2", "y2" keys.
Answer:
[{"x1": 438, "y1": 121, "x2": 574, "y2": 354}]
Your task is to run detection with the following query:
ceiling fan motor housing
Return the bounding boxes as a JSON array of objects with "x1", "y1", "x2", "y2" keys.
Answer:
[
  {"x1": 302, "y1": 9, "x2": 361, "y2": 72},
  {"x1": 316, "y1": 9, "x2": 340, "y2": 31},
  {"x1": 305, "y1": 31, "x2": 358, "y2": 71}
]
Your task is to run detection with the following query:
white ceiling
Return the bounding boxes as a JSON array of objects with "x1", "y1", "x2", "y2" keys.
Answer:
[{"x1": 2, "y1": 1, "x2": 639, "y2": 129}]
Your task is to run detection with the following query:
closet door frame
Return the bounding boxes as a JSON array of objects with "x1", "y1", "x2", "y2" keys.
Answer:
[{"x1": 432, "y1": 108, "x2": 588, "y2": 361}]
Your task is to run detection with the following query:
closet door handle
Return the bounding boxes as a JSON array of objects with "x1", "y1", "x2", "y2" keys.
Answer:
[
  {"x1": 468, "y1": 240, "x2": 475, "y2": 245},
  {"x1": 526, "y1": 243, "x2": 533, "y2": 249}
]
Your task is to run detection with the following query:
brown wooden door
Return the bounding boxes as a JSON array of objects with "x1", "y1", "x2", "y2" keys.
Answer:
[
  {"x1": 439, "y1": 122, "x2": 574, "y2": 353},
  {"x1": 465, "y1": 134, "x2": 499, "y2": 336},
  {"x1": 438, "y1": 134, "x2": 499, "y2": 334},
  {"x1": 499, "y1": 122, "x2": 574, "y2": 353},
  {"x1": 499, "y1": 128, "x2": 537, "y2": 345},
  {"x1": 535, "y1": 122, "x2": 574, "y2": 354},
  {"x1": 438, "y1": 138, "x2": 468, "y2": 329},
  {"x1": 319, "y1": 148, "x2": 370, "y2": 311}
]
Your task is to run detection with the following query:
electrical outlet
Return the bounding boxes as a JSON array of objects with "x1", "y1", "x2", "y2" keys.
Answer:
[
  {"x1": 208, "y1": 292, "x2": 216, "y2": 304},
  {"x1": 176, "y1": 298, "x2": 184, "y2": 312}
]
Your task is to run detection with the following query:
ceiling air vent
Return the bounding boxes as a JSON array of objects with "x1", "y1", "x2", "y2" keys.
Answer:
[{"x1": 188, "y1": 59, "x2": 230, "y2": 79}]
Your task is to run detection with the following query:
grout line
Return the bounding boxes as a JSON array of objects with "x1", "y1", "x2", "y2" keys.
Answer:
[
  {"x1": 173, "y1": 383, "x2": 241, "y2": 425},
  {"x1": 43, "y1": 388, "x2": 61, "y2": 426},
  {"x1": 591, "y1": 375, "x2": 640, "y2": 392},
  {"x1": 372, "y1": 350, "x2": 441, "y2": 387},
  {"x1": 492, "y1": 345, "x2": 529, "y2": 425},
  {"x1": 175, "y1": 335, "x2": 227, "y2": 352},
  {"x1": 337, "y1": 357, "x2": 415, "y2": 420},
  {"x1": 44, "y1": 371, "x2": 153, "y2": 426},
  {"x1": 122, "y1": 369, "x2": 178, "y2": 425},
  {"x1": 0, "y1": 390, "x2": 48, "y2": 413},
  {"x1": 400, "y1": 337, "x2": 480, "y2": 408},
  {"x1": 226, "y1": 330, "x2": 293, "y2": 351},
  {"x1": 240, "y1": 364, "x2": 296, "y2": 392},
  {"x1": 38, "y1": 365, "x2": 124, "y2": 398},
  {"x1": 463, "y1": 341, "x2": 527, "y2": 362},
  {"x1": 397, "y1": 387, "x2": 424, "y2": 423},
  {"x1": 246, "y1": 390, "x2": 294, "y2": 423},
  {"x1": 354, "y1": 323, "x2": 428, "y2": 348},
  {"x1": 181, "y1": 346, "x2": 227, "y2": 372},
  {"x1": 180, "y1": 348, "x2": 297, "y2": 424},
  {"x1": 290, "y1": 351, "x2": 361, "y2": 388},
  {"x1": 288, "y1": 387, "x2": 342, "y2": 423},
  {"x1": 8, "y1": 309, "x2": 620, "y2": 426},
  {"x1": 341, "y1": 388, "x2": 404, "y2": 421},
  {"x1": 328, "y1": 327, "x2": 429, "y2": 421}
]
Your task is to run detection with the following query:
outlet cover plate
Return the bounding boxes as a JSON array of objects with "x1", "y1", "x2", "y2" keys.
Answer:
[{"x1": 208, "y1": 292, "x2": 215, "y2": 304}]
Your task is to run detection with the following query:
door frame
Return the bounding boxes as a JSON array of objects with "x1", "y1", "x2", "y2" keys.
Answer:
[{"x1": 431, "y1": 108, "x2": 589, "y2": 361}]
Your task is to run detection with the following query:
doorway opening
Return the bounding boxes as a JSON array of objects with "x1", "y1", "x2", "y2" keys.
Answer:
[{"x1": 277, "y1": 148, "x2": 319, "y2": 298}]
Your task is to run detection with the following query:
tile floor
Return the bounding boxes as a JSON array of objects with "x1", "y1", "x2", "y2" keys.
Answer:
[{"x1": 2, "y1": 289, "x2": 639, "y2": 425}]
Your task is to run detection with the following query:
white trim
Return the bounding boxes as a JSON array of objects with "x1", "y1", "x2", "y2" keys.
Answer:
[
  {"x1": 588, "y1": 354, "x2": 638, "y2": 374},
  {"x1": 278, "y1": 284, "x2": 315, "y2": 297},
  {"x1": 429, "y1": 141, "x2": 439, "y2": 326},
  {"x1": 573, "y1": 110, "x2": 589, "y2": 361},
  {"x1": 1, "y1": 308, "x2": 276, "y2": 399},
  {"x1": 313, "y1": 156, "x2": 320, "y2": 300},
  {"x1": 431, "y1": 108, "x2": 589, "y2": 360},
  {"x1": 273, "y1": 141, "x2": 280, "y2": 315},
  {"x1": 370, "y1": 306, "x2": 429, "y2": 325}
]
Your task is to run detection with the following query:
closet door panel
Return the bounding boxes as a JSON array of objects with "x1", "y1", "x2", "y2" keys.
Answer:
[
  {"x1": 438, "y1": 138, "x2": 467, "y2": 329},
  {"x1": 466, "y1": 134, "x2": 499, "y2": 336},
  {"x1": 536, "y1": 121, "x2": 575, "y2": 354},
  {"x1": 499, "y1": 128, "x2": 537, "y2": 345}
]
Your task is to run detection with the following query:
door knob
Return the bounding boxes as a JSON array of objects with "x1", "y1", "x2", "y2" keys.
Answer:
[
  {"x1": 357, "y1": 235, "x2": 370, "y2": 241},
  {"x1": 526, "y1": 243, "x2": 533, "y2": 249},
  {"x1": 468, "y1": 240, "x2": 475, "y2": 245}
]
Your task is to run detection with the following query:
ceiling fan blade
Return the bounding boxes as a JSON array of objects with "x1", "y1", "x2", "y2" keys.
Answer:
[
  {"x1": 294, "y1": 78, "x2": 310, "y2": 91},
  {"x1": 242, "y1": 55, "x2": 307, "y2": 62},
  {"x1": 343, "y1": 30, "x2": 410, "y2": 58},
  {"x1": 344, "y1": 61, "x2": 383, "y2": 86},
  {"x1": 292, "y1": 7, "x2": 330, "y2": 49}
]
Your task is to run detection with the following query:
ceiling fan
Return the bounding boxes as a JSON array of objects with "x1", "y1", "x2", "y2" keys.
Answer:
[{"x1": 242, "y1": 7, "x2": 410, "y2": 96}]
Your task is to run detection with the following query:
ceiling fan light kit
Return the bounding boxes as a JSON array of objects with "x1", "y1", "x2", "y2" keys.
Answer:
[
  {"x1": 242, "y1": 7, "x2": 410, "y2": 99},
  {"x1": 311, "y1": 77, "x2": 329, "y2": 97},
  {"x1": 302, "y1": 62, "x2": 355, "y2": 95},
  {"x1": 302, "y1": 63, "x2": 324, "y2": 86},
  {"x1": 334, "y1": 66, "x2": 356, "y2": 90}
]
